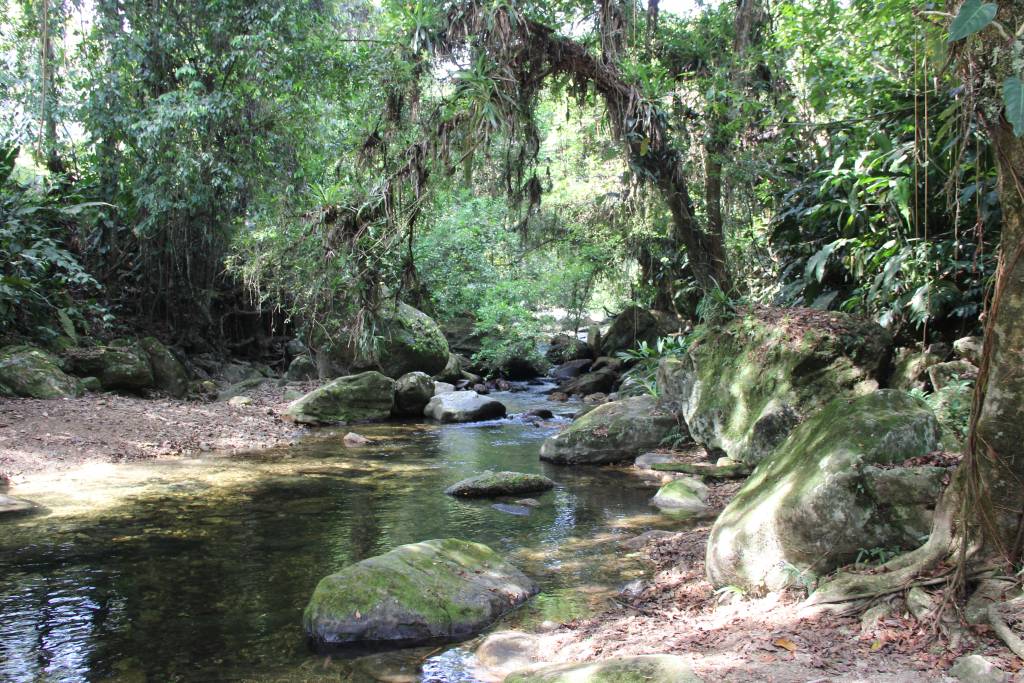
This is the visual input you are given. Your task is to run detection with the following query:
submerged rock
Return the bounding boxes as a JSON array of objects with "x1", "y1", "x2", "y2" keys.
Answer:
[
  {"x1": 424, "y1": 391, "x2": 506, "y2": 423},
  {"x1": 505, "y1": 655, "x2": 703, "y2": 683},
  {"x1": 658, "y1": 308, "x2": 890, "y2": 466},
  {"x1": 0, "y1": 345, "x2": 81, "y2": 399},
  {"x1": 475, "y1": 631, "x2": 542, "y2": 676},
  {"x1": 303, "y1": 538, "x2": 537, "y2": 645},
  {"x1": 445, "y1": 471, "x2": 555, "y2": 498},
  {"x1": 285, "y1": 371, "x2": 395, "y2": 425},
  {"x1": 343, "y1": 432, "x2": 371, "y2": 447},
  {"x1": 0, "y1": 494, "x2": 37, "y2": 517},
  {"x1": 140, "y1": 337, "x2": 189, "y2": 397},
  {"x1": 706, "y1": 390, "x2": 943, "y2": 592},
  {"x1": 540, "y1": 396, "x2": 678, "y2": 465}
]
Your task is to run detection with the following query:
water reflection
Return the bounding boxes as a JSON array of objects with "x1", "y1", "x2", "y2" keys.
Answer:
[{"x1": 0, "y1": 387, "x2": 679, "y2": 682}]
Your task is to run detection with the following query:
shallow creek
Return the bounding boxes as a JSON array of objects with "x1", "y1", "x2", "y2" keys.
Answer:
[{"x1": 0, "y1": 385, "x2": 689, "y2": 682}]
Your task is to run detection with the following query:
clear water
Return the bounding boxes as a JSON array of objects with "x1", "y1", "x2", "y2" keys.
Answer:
[{"x1": 0, "y1": 386, "x2": 683, "y2": 682}]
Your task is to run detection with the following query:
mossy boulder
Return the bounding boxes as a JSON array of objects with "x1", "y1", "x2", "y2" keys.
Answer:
[
  {"x1": 600, "y1": 306, "x2": 683, "y2": 356},
  {"x1": 0, "y1": 345, "x2": 82, "y2": 398},
  {"x1": 658, "y1": 307, "x2": 890, "y2": 466},
  {"x1": 706, "y1": 390, "x2": 943, "y2": 592},
  {"x1": 322, "y1": 302, "x2": 450, "y2": 379},
  {"x1": 65, "y1": 339, "x2": 155, "y2": 391},
  {"x1": 303, "y1": 538, "x2": 538, "y2": 645},
  {"x1": 545, "y1": 334, "x2": 591, "y2": 364},
  {"x1": 285, "y1": 371, "x2": 395, "y2": 425},
  {"x1": 890, "y1": 347, "x2": 944, "y2": 391},
  {"x1": 445, "y1": 471, "x2": 555, "y2": 498},
  {"x1": 433, "y1": 353, "x2": 464, "y2": 383},
  {"x1": 651, "y1": 477, "x2": 708, "y2": 512},
  {"x1": 505, "y1": 655, "x2": 703, "y2": 683},
  {"x1": 424, "y1": 391, "x2": 507, "y2": 423},
  {"x1": 393, "y1": 371, "x2": 435, "y2": 417},
  {"x1": 540, "y1": 396, "x2": 679, "y2": 465},
  {"x1": 285, "y1": 354, "x2": 317, "y2": 381},
  {"x1": 139, "y1": 337, "x2": 189, "y2": 397},
  {"x1": 928, "y1": 360, "x2": 978, "y2": 391}
]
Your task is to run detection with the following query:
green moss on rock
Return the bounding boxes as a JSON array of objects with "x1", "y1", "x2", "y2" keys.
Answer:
[
  {"x1": 540, "y1": 396, "x2": 679, "y2": 465},
  {"x1": 285, "y1": 371, "x2": 395, "y2": 425},
  {"x1": 657, "y1": 307, "x2": 890, "y2": 465},
  {"x1": 0, "y1": 345, "x2": 82, "y2": 398},
  {"x1": 303, "y1": 538, "x2": 538, "y2": 644},
  {"x1": 140, "y1": 337, "x2": 189, "y2": 397},
  {"x1": 445, "y1": 471, "x2": 555, "y2": 497},
  {"x1": 706, "y1": 390, "x2": 942, "y2": 591}
]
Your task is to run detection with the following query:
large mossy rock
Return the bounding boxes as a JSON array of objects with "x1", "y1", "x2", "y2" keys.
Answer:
[
  {"x1": 445, "y1": 471, "x2": 555, "y2": 498},
  {"x1": 555, "y1": 368, "x2": 616, "y2": 397},
  {"x1": 505, "y1": 655, "x2": 703, "y2": 683},
  {"x1": 303, "y1": 538, "x2": 538, "y2": 644},
  {"x1": 393, "y1": 371, "x2": 435, "y2": 417},
  {"x1": 322, "y1": 302, "x2": 449, "y2": 379},
  {"x1": 139, "y1": 337, "x2": 189, "y2": 397},
  {"x1": 706, "y1": 390, "x2": 943, "y2": 592},
  {"x1": 285, "y1": 371, "x2": 395, "y2": 425},
  {"x1": 545, "y1": 334, "x2": 591, "y2": 364},
  {"x1": 0, "y1": 345, "x2": 81, "y2": 399},
  {"x1": 600, "y1": 306, "x2": 683, "y2": 356},
  {"x1": 658, "y1": 307, "x2": 890, "y2": 465},
  {"x1": 424, "y1": 391, "x2": 507, "y2": 423},
  {"x1": 540, "y1": 396, "x2": 678, "y2": 465},
  {"x1": 65, "y1": 339, "x2": 155, "y2": 391}
]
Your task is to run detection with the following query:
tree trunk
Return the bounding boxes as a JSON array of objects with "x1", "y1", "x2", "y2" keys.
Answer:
[{"x1": 38, "y1": 0, "x2": 62, "y2": 174}]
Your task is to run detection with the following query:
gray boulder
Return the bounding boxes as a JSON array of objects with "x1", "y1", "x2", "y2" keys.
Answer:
[
  {"x1": 658, "y1": 308, "x2": 890, "y2": 465},
  {"x1": 285, "y1": 371, "x2": 395, "y2": 425},
  {"x1": 952, "y1": 336, "x2": 983, "y2": 366},
  {"x1": 706, "y1": 390, "x2": 943, "y2": 592},
  {"x1": 540, "y1": 396, "x2": 678, "y2": 465},
  {"x1": 285, "y1": 354, "x2": 317, "y2": 381},
  {"x1": 433, "y1": 353, "x2": 464, "y2": 383},
  {"x1": 445, "y1": 471, "x2": 555, "y2": 498},
  {"x1": 505, "y1": 655, "x2": 703, "y2": 683},
  {"x1": 393, "y1": 371, "x2": 435, "y2": 417},
  {"x1": 928, "y1": 360, "x2": 979, "y2": 391},
  {"x1": 303, "y1": 538, "x2": 537, "y2": 644},
  {"x1": 600, "y1": 306, "x2": 683, "y2": 356},
  {"x1": 545, "y1": 334, "x2": 590, "y2": 364},
  {"x1": 651, "y1": 477, "x2": 708, "y2": 513},
  {"x1": 424, "y1": 391, "x2": 506, "y2": 423},
  {"x1": 556, "y1": 368, "x2": 616, "y2": 396},
  {"x1": 140, "y1": 337, "x2": 189, "y2": 397},
  {"x1": 65, "y1": 339, "x2": 155, "y2": 391},
  {"x1": 0, "y1": 345, "x2": 81, "y2": 399},
  {"x1": 889, "y1": 347, "x2": 943, "y2": 391},
  {"x1": 550, "y1": 358, "x2": 592, "y2": 381}
]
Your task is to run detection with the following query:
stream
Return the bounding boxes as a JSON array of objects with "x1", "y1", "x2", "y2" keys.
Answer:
[{"x1": 0, "y1": 384, "x2": 685, "y2": 682}]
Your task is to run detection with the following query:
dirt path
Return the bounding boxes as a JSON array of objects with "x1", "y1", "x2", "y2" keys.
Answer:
[{"x1": 0, "y1": 382, "x2": 312, "y2": 480}]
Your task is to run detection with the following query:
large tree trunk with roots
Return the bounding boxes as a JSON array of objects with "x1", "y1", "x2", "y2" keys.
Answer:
[{"x1": 806, "y1": 3, "x2": 1024, "y2": 630}]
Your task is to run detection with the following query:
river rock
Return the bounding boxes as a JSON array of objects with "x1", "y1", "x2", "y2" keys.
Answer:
[
  {"x1": 393, "y1": 371, "x2": 434, "y2": 417},
  {"x1": 540, "y1": 396, "x2": 678, "y2": 465},
  {"x1": 285, "y1": 371, "x2": 395, "y2": 425},
  {"x1": 555, "y1": 368, "x2": 616, "y2": 396},
  {"x1": 321, "y1": 302, "x2": 450, "y2": 379},
  {"x1": 505, "y1": 655, "x2": 703, "y2": 683},
  {"x1": 949, "y1": 654, "x2": 1008, "y2": 682},
  {"x1": 445, "y1": 471, "x2": 555, "y2": 498},
  {"x1": 0, "y1": 494, "x2": 37, "y2": 517},
  {"x1": 433, "y1": 381, "x2": 455, "y2": 395},
  {"x1": 890, "y1": 347, "x2": 943, "y2": 392},
  {"x1": 303, "y1": 538, "x2": 538, "y2": 644},
  {"x1": 634, "y1": 452, "x2": 680, "y2": 470},
  {"x1": 285, "y1": 354, "x2": 318, "y2": 381},
  {"x1": 475, "y1": 631, "x2": 542, "y2": 676},
  {"x1": 550, "y1": 358, "x2": 592, "y2": 381},
  {"x1": 658, "y1": 307, "x2": 890, "y2": 466},
  {"x1": 928, "y1": 360, "x2": 978, "y2": 391},
  {"x1": 424, "y1": 391, "x2": 506, "y2": 423},
  {"x1": 433, "y1": 353, "x2": 464, "y2": 383},
  {"x1": 582, "y1": 392, "x2": 608, "y2": 405},
  {"x1": 0, "y1": 345, "x2": 82, "y2": 399},
  {"x1": 600, "y1": 306, "x2": 684, "y2": 356},
  {"x1": 343, "y1": 432, "x2": 370, "y2": 447},
  {"x1": 545, "y1": 334, "x2": 590, "y2": 364},
  {"x1": 706, "y1": 390, "x2": 943, "y2": 592},
  {"x1": 65, "y1": 339, "x2": 155, "y2": 391},
  {"x1": 652, "y1": 477, "x2": 708, "y2": 512},
  {"x1": 618, "y1": 529, "x2": 679, "y2": 551},
  {"x1": 952, "y1": 336, "x2": 983, "y2": 366},
  {"x1": 139, "y1": 337, "x2": 189, "y2": 397}
]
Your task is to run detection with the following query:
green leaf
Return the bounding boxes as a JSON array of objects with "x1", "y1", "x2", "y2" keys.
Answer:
[
  {"x1": 1004, "y1": 76, "x2": 1024, "y2": 138},
  {"x1": 57, "y1": 308, "x2": 78, "y2": 343},
  {"x1": 947, "y1": 0, "x2": 997, "y2": 42}
]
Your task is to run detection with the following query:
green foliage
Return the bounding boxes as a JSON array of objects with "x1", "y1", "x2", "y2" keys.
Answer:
[
  {"x1": 616, "y1": 335, "x2": 690, "y2": 398},
  {"x1": 947, "y1": 0, "x2": 997, "y2": 43},
  {"x1": 854, "y1": 546, "x2": 902, "y2": 567},
  {"x1": 909, "y1": 379, "x2": 973, "y2": 444},
  {"x1": 0, "y1": 146, "x2": 107, "y2": 340}
]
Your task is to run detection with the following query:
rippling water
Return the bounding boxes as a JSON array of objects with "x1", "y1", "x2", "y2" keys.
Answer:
[{"x1": 0, "y1": 386, "x2": 681, "y2": 682}]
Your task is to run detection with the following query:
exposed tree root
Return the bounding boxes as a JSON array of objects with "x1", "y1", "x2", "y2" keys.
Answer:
[{"x1": 988, "y1": 598, "x2": 1024, "y2": 659}]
